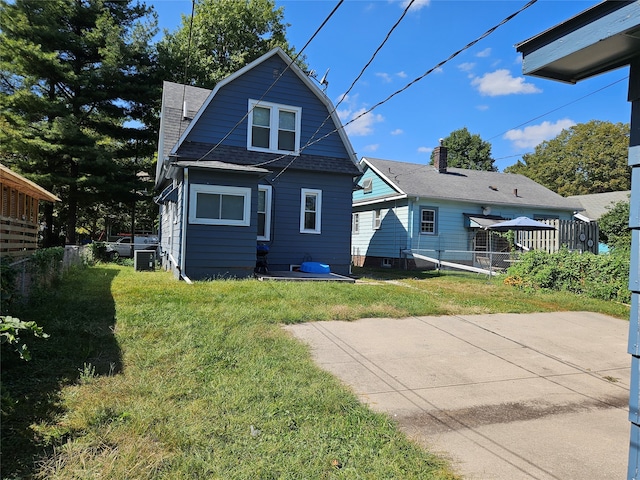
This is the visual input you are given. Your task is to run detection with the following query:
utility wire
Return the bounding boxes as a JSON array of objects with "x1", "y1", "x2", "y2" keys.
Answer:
[
  {"x1": 302, "y1": 0, "x2": 416, "y2": 151},
  {"x1": 193, "y1": 0, "x2": 344, "y2": 162},
  {"x1": 178, "y1": 0, "x2": 196, "y2": 138},
  {"x1": 488, "y1": 75, "x2": 629, "y2": 141},
  {"x1": 292, "y1": 0, "x2": 538, "y2": 159},
  {"x1": 267, "y1": 0, "x2": 417, "y2": 179}
]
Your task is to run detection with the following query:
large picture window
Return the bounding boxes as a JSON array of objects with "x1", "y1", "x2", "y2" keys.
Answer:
[
  {"x1": 248, "y1": 100, "x2": 301, "y2": 154},
  {"x1": 420, "y1": 208, "x2": 437, "y2": 234},
  {"x1": 189, "y1": 184, "x2": 251, "y2": 226},
  {"x1": 257, "y1": 185, "x2": 272, "y2": 241},
  {"x1": 300, "y1": 188, "x2": 322, "y2": 234}
]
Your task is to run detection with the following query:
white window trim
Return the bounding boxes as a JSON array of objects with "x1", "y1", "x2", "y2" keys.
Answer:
[
  {"x1": 420, "y1": 207, "x2": 437, "y2": 235},
  {"x1": 362, "y1": 178, "x2": 373, "y2": 194},
  {"x1": 257, "y1": 184, "x2": 272, "y2": 241},
  {"x1": 352, "y1": 213, "x2": 359, "y2": 234},
  {"x1": 373, "y1": 209, "x2": 382, "y2": 230},
  {"x1": 189, "y1": 184, "x2": 251, "y2": 226},
  {"x1": 300, "y1": 188, "x2": 322, "y2": 234},
  {"x1": 247, "y1": 99, "x2": 302, "y2": 155}
]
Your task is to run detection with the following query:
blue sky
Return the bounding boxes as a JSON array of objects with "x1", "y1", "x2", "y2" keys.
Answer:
[{"x1": 151, "y1": 0, "x2": 632, "y2": 171}]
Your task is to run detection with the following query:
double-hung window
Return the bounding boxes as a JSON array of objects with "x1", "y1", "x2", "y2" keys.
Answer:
[
  {"x1": 257, "y1": 185, "x2": 272, "y2": 241},
  {"x1": 189, "y1": 184, "x2": 251, "y2": 226},
  {"x1": 352, "y1": 213, "x2": 360, "y2": 234},
  {"x1": 420, "y1": 208, "x2": 437, "y2": 234},
  {"x1": 300, "y1": 188, "x2": 322, "y2": 234},
  {"x1": 373, "y1": 209, "x2": 382, "y2": 229},
  {"x1": 248, "y1": 100, "x2": 301, "y2": 154}
]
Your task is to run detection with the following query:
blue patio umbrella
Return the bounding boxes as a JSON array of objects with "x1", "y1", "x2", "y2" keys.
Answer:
[{"x1": 486, "y1": 216, "x2": 556, "y2": 232}]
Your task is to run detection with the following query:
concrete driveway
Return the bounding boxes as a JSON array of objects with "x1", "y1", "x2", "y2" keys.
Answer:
[{"x1": 284, "y1": 312, "x2": 630, "y2": 480}]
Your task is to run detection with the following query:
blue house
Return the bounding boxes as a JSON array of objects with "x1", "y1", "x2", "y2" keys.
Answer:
[
  {"x1": 352, "y1": 145, "x2": 584, "y2": 271},
  {"x1": 154, "y1": 48, "x2": 361, "y2": 280}
]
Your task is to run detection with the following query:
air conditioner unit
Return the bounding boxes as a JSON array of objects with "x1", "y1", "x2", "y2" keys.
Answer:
[{"x1": 135, "y1": 250, "x2": 156, "y2": 271}]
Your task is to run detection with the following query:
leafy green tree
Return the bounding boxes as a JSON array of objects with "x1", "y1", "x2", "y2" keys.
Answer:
[
  {"x1": 504, "y1": 120, "x2": 630, "y2": 196},
  {"x1": 157, "y1": 0, "x2": 302, "y2": 89},
  {"x1": 599, "y1": 199, "x2": 631, "y2": 250},
  {"x1": 431, "y1": 127, "x2": 496, "y2": 171},
  {"x1": 0, "y1": 0, "x2": 158, "y2": 245}
]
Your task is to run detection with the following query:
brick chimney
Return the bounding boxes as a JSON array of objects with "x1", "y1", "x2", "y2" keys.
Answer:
[{"x1": 433, "y1": 139, "x2": 448, "y2": 173}]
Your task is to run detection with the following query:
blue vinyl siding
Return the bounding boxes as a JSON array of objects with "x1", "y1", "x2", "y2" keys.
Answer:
[
  {"x1": 353, "y1": 167, "x2": 399, "y2": 203},
  {"x1": 352, "y1": 202, "x2": 409, "y2": 259},
  {"x1": 183, "y1": 169, "x2": 260, "y2": 279},
  {"x1": 186, "y1": 55, "x2": 349, "y2": 159},
  {"x1": 264, "y1": 170, "x2": 354, "y2": 275}
]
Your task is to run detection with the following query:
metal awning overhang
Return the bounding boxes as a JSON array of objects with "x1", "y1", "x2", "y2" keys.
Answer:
[
  {"x1": 155, "y1": 184, "x2": 178, "y2": 204},
  {"x1": 167, "y1": 160, "x2": 272, "y2": 179},
  {"x1": 516, "y1": 0, "x2": 640, "y2": 83},
  {"x1": 464, "y1": 214, "x2": 506, "y2": 229}
]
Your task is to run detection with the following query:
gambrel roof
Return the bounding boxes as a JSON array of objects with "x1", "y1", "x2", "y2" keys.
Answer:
[
  {"x1": 156, "y1": 48, "x2": 360, "y2": 188},
  {"x1": 358, "y1": 157, "x2": 582, "y2": 212}
]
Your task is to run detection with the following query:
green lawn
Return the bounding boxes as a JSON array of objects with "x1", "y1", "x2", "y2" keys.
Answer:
[{"x1": 1, "y1": 265, "x2": 629, "y2": 479}]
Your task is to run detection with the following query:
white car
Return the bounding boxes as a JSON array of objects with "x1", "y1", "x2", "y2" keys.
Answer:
[{"x1": 105, "y1": 236, "x2": 159, "y2": 259}]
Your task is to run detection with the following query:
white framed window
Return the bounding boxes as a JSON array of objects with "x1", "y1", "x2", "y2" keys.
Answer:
[
  {"x1": 257, "y1": 185, "x2": 272, "y2": 241},
  {"x1": 189, "y1": 184, "x2": 251, "y2": 226},
  {"x1": 248, "y1": 99, "x2": 301, "y2": 155},
  {"x1": 300, "y1": 188, "x2": 322, "y2": 234},
  {"x1": 373, "y1": 209, "x2": 382, "y2": 229},
  {"x1": 352, "y1": 213, "x2": 359, "y2": 234},
  {"x1": 363, "y1": 178, "x2": 373, "y2": 194},
  {"x1": 420, "y1": 208, "x2": 437, "y2": 234}
]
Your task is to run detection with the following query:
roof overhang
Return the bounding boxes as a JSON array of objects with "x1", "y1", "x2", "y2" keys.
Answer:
[
  {"x1": 0, "y1": 164, "x2": 60, "y2": 202},
  {"x1": 167, "y1": 160, "x2": 271, "y2": 180},
  {"x1": 516, "y1": 0, "x2": 640, "y2": 83}
]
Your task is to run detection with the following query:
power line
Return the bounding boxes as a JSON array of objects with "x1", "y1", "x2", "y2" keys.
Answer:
[
  {"x1": 488, "y1": 75, "x2": 629, "y2": 141},
  {"x1": 298, "y1": 0, "x2": 538, "y2": 155},
  {"x1": 193, "y1": 0, "x2": 344, "y2": 163}
]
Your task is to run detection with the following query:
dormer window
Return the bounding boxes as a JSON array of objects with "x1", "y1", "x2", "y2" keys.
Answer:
[{"x1": 248, "y1": 100, "x2": 301, "y2": 155}]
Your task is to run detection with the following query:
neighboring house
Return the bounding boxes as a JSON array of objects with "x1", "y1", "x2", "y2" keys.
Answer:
[
  {"x1": 569, "y1": 190, "x2": 631, "y2": 222},
  {"x1": 351, "y1": 145, "x2": 585, "y2": 269},
  {"x1": 0, "y1": 163, "x2": 60, "y2": 258},
  {"x1": 154, "y1": 48, "x2": 361, "y2": 280}
]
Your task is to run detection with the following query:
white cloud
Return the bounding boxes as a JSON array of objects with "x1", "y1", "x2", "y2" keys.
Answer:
[
  {"x1": 363, "y1": 144, "x2": 380, "y2": 152},
  {"x1": 418, "y1": 146, "x2": 433, "y2": 154},
  {"x1": 503, "y1": 118, "x2": 576, "y2": 149},
  {"x1": 391, "y1": 129, "x2": 404, "y2": 135},
  {"x1": 337, "y1": 93, "x2": 384, "y2": 136},
  {"x1": 396, "y1": 71, "x2": 407, "y2": 79},
  {"x1": 476, "y1": 105, "x2": 489, "y2": 111},
  {"x1": 476, "y1": 48, "x2": 491, "y2": 58},
  {"x1": 458, "y1": 62, "x2": 475, "y2": 72},
  {"x1": 471, "y1": 69, "x2": 541, "y2": 96},
  {"x1": 376, "y1": 72, "x2": 393, "y2": 83},
  {"x1": 402, "y1": 0, "x2": 430, "y2": 11}
]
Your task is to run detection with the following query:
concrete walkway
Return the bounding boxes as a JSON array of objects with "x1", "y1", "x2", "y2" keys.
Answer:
[{"x1": 284, "y1": 312, "x2": 630, "y2": 480}]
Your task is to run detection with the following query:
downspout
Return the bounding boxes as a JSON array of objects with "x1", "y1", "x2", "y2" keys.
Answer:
[{"x1": 181, "y1": 168, "x2": 189, "y2": 281}]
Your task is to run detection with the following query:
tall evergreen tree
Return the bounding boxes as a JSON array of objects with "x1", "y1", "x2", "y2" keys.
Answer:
[{"x1": 0, "y1": 0, "x2": 158, "y2": 245}]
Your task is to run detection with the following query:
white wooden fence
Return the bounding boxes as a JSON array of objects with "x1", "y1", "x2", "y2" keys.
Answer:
[{"x1": 516, "y1": 219, "x2": 599, "y2": 254}]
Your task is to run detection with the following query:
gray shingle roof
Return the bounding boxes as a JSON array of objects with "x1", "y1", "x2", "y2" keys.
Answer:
[
  {"x1": 175, "y1": 142, "x2": 361, "y2": 176},
  {"x1": 362, "y1": 157, "x2": 582, "y2": 212},
  {"x1": 160, "y1": 81, "x2": 211, "y2": 161},
  {"x1": 568, "y1": 190, "x2": 630, "y2": 221}
]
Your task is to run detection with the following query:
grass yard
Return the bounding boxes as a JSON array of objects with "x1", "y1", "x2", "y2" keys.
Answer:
[{"x1": 1, "y1": 264, "x2": 630, "y2": 479}]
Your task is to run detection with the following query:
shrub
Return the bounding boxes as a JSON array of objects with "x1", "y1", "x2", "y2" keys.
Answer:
[{"x1": 505, "y1": 248, "x2": 630, "y2": 303}]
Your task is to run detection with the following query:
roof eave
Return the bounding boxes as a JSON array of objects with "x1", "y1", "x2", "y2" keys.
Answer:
[{"x1": 515, "y1": 0, "x2": 640, "y2": 83}]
